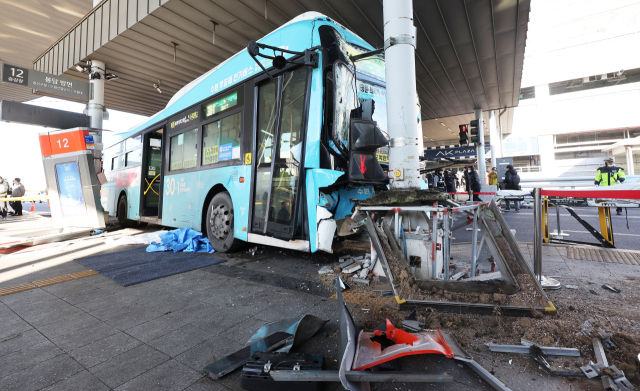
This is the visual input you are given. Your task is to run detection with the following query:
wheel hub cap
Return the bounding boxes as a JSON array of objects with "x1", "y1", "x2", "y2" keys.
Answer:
[{"x1": 210, "y1": 204, "x2": 230, "y2": 240}]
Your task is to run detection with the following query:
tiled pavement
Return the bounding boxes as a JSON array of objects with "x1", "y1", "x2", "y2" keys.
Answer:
[
  {"x1": 0, "y1": 261, "x2": 336, "y2": 391},
  {"x1": 3, "y1": 230, "x2": 640, "y2": 390}
]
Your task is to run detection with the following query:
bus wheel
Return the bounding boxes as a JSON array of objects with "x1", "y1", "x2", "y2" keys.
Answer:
[
  {"x1": 117, "y1": 195, "x2": 134, "y2": 228},
  {"x1": 206, "y1": 192, "x2": 241, "y2": 253}
]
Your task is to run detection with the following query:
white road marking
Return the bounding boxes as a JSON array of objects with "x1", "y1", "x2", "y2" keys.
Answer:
[{"x1": 560, "y1": 230, "x2": 640, "y2": 237}]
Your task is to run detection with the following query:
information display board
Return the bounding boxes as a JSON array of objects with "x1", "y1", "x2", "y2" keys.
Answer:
[
  {"x1": 55, "y1": 162, "x2": 87, "y2": 217},
  {"x1": 1, "y1": 63, "x2": 89, "y2": 100}
]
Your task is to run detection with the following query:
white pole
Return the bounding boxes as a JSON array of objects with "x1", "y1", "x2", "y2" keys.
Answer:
[
  {"x1": 384, "y1": 0, "x2": 420, "y2": 190},
  {"x1": 475, "y1": 108, "x2": 487, "y2": 185},
  {"x1": 626, "y1": 147, "x2": 635, "y2": 176},
  {"x1": 489, "y1": 110, "x2": 497, "y2": 169},
  {"x1": 88, "y1": 60, "x2": 105, "y2": 174}
]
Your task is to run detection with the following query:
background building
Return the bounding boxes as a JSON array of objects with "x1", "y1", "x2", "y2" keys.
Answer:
[
  {"x1": 505, "y1": 0, "x2": 640, "y2": 178},
  {"x1": 422, "y1": 0, "x2": 640, "y2": 181}
]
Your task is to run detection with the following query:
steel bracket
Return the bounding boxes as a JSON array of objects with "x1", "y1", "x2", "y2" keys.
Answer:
[{"x1": 384, "y1": 34, "x2": 416, "y2": 50}]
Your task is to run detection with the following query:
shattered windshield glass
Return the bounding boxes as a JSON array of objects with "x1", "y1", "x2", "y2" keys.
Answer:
[{"x1": 333, "y1": 62, "x2": 357, "y2": 153}]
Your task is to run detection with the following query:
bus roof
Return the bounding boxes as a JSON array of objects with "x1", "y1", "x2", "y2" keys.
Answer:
[{"x1": 106, "y1": 12, "x2": 374, "y2": 148}]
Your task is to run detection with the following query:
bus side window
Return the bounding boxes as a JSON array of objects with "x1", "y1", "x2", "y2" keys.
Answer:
[
  {"x1": 126, "y1": 150, "x2": 141, "y2": 167},
  {"x1": 169, "y1": 128, "x2": 198, "y2": 171},
  {"x1": 202, "y1": 112, "x2": 242, "y2": 166}
]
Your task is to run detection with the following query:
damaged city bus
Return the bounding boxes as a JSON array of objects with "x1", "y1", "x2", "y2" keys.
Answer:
[{"x1": 101, "y1": 12, "x2": 392, "y2": 253}]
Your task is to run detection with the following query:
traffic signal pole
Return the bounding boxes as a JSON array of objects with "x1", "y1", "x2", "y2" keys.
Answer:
[
  {"x1": 475, "y1": 108, "x2": 487, "y2": 185},
  {"x1": 383, "y1": 0, "x2": 421, "y2": 190}
]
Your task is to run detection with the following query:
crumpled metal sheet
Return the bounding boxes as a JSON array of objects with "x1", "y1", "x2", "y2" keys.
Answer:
[
  {"x1": 244, "y1": 314, "x2": 328, "y2": 353},
  {"x1": 352, "y1": 320, "x2": 454, "y2": 371},
  {"x1": 335, "y1": 277, "x2": 371, "y2": 391}
]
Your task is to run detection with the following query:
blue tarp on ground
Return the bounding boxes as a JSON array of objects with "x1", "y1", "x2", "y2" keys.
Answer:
[{"x1": 146, "y1": 228, "x2": 215, "y2": 253}]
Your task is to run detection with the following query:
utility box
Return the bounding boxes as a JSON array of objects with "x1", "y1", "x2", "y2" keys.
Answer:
[
  {"x1": 405, "y1": 233, "x2": 442, "y2": 280},
  {"x1": 39, "y1": 128, "x2": 105, "y2": 229}
]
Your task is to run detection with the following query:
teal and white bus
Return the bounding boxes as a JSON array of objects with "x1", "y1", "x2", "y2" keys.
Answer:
[{"x1": 101, "y1": 12, "x2": 391, "y2": 253}]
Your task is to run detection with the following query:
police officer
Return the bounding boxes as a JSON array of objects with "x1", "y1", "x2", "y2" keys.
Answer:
[{"x1": 595, "y1": 157, "x2": 626, "y2": 215}]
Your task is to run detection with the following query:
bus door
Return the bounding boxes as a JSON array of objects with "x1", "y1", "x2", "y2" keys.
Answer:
[
  {"x1": 251, "y1": 67, "x2": 309, "y2": 240},
  {"x1": 142, "y1": 129, "x2": 164, "y2": 217}
]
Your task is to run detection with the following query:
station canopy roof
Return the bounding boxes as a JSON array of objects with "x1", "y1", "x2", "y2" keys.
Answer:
[{"x1": 0, "y1": 0, "x2": 530, "y2": 142}]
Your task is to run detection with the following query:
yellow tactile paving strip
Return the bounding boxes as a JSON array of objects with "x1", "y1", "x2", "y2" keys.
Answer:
[
  {"x1": 32, "y1": 275, "x2": 73, "y2": 287},
  {"x1": 0, "y1": 270, "x2": 99, "y2": 297},
  {"x1": 0, "y1": 283, "x2": 37, "y2": 296},
  {"x1": 330, "y1": 289, "x2": 397, "y2": 308},
  {"x1": 567, "y1": 246, "x2": 640, "y2": 265},
  {"x1": 68, "y1": 270, "x2": 100, "y2": 279}
]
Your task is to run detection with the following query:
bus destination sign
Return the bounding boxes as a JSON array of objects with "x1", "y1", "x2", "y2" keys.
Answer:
[
  {"x1": 205, "y1": 92, "x2": 238, "y2": 117},
  {"x1": 1, "y1": 63, "x2": 90, "y2": 100}
]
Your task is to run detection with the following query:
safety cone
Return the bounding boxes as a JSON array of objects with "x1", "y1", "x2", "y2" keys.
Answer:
[{"x1": 30, "y1": 202, "x2": 35, "y2": 212}]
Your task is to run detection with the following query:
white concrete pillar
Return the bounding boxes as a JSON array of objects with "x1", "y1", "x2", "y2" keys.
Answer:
[
  {"x1": 383, "y1": 0, "x2": 421, "y2": 189},
  {"x1": 489, "y1": 110, "x2": 498, "y2": 169},
  {"x1": 88, "y1": 60, "x2": 105, "y2": 131},
  {"x1": 626, "y1": 147, "x2": 635, "y2": 176},
  {"x1": 88, "y1": 60, "x2": 105, "y2": 174},
  {"x1": 475, "y1": 108, "x2": 487, "y2": 185}
]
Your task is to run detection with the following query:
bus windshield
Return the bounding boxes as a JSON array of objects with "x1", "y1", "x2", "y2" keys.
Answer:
[{"x1": 342, "y1": 41, "x2": 388, "y2": 158}]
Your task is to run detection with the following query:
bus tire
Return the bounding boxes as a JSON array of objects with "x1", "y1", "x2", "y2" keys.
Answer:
[
  {"x1": 117, "y1": 195, "x2": 134, "y2": 228},
  {"x1": 206, "y1": 192, "x2": 242, "y2": 253}
]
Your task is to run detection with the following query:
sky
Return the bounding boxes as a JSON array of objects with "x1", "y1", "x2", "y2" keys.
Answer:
[{"x1": 0, "y1": 97, "x2": 148, "y2": 191}]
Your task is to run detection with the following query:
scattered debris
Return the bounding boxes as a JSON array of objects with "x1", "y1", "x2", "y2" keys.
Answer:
[
  {"x1": 529, "y1": 345, "x2": 585, "y2": 376},
  {"x1": 339, "y1": 258, "x2": 355, "y2": 268},
  {"x1": 352, "y1": 278, "x2": 370, "y2": 285},
  {"x1": 541, "y1": 275, "x2": 562, "y2": 290},
  {"x1": 352, "y1": 318, "x2": 453, "y2": 370},
  {"x1": 401, "y1": 309, "x2": 424, "y2": 332},
  {"x1": 241, "y1": 352, "x2": 324, "y2": 391},
  {"x1": 465, "y1": 271, "x2": 502, "y2": 282},
  {"x1": 565, "y1": 285, "x2": 579, "y2": 289},
  {"x1": 589, "y1": 289, "x2": 599, "y2": 295},
  {"x1": 318, "y1": 266, "x2": 334, "y2": 275},
  {"x1": 602, "y1": 284, "x2": 621, "y2": 293},
  {"x1": 487, "y1": 343, "x2": 580, "y2": 356},
  {"x1": 203, "y1": 332, "x2": 292, "y2": 379},
  {"x1": 581, "y1": 361, "x2": 606, "y2": 378},
  {"x1": 450, "y1": 267, "x2": 470, "y2": 281},
  {"x1": 342, "y1": 263, "x2": 362, "y2": 274}
]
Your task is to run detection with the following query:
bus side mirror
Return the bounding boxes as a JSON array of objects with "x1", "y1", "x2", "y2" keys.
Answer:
[{"x1": 347, "y1": 119, "x2": 388, "y2": 184}]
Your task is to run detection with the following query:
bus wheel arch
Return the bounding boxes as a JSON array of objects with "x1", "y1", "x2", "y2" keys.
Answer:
[
  {"x1": 116, "y1": 191, "x2": 130, "y2": 227},
  {"x1": 202, "y1": 185, "x2": 242, "y2": 253}
]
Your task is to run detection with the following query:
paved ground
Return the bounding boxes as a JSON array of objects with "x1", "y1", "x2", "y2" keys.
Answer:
[{"x1": 1, "y1": 214, "x2": 639, "y2": 390}]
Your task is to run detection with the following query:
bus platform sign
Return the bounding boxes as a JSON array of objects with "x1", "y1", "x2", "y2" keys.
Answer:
[{"x1": 1, "y1": 62, "x2": 90, "y2": 100}]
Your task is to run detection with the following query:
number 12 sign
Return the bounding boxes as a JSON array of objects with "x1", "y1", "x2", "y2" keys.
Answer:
[{"x1": 39, "y1": 129, "x2": 94, "y2": 157}]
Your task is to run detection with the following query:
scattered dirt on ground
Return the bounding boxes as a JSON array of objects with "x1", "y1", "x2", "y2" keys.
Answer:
[{"x1": 323, "y1": 234, "x2": 640, "y2": 386}]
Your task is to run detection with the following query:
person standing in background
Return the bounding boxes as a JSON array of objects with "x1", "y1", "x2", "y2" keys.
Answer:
[
  {"x1": 0, "y1": 177, "x2": 8, "y2": 218},
  {"x1": 488, "y1": 167, "x2": 498, "y2": 191},
  {"x1": 503, "y1": 165, "x2": 521, "y2": 212},
  {"x1": 444, "y1": 170, "x2": 456, "y2": 194},
  {"x1": 10, "y1": 178, "x2": 25, "y2": 216},
  {"x1": 595, "y1": 157, "x2": 626, "y2": 215},
  {"x1": 464, "y1": 166, "x2": 471, "y2": 201},
  {"x1": 468, "y1": 166, "x2": 482, "y2": 201}
]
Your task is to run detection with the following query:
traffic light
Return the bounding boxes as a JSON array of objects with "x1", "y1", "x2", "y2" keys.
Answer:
[
  {"x1": 469, "y1": 119, "x2": 480, "y2": 144},
  {"x1": 458, "y1": 124, "x2": 468, "y2": 145},
  {"x1": 347, "y1": 119, "x2": 389, "y2": 184}
]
